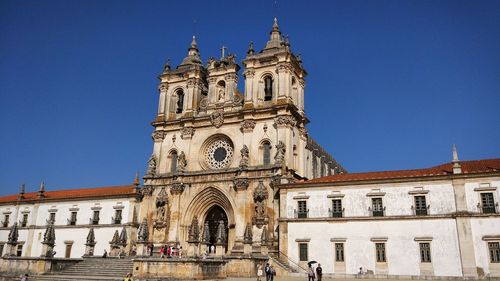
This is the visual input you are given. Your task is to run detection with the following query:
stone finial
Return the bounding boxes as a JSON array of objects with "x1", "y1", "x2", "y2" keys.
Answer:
[
  {"x1": 272, "y1": 17, "x2": 279, "y2": 32},
  {"x1": 188, "y1": 216, "x2": 200, "y2": 242},
  {"x1": 191, "y1": 35, "x2": 197, "y2": 48},
  {"x1": 215, "y1": 220, "x2": 226, "y2": 244},
  {"x1": 137, "y1": 218, "x2": 149, "y2": 242},
  {"x1": 133, "y1": 172, "x2": 140, "y2": 187},
  {"x1": 119, "y1": 227, "x2": 128, "y2": 246},
  {"x1": 202, "y1": 221, "x2": 210, "y2": 243},
  {"x1": 111, "y1": 230, "x2": 120, "y2": 245},
  {"x1": 452, "y1": 144, "x2": 462, "y2": 174},
  {"x1": 261, "y1": 226, "x2": 268, "y2": 244},
  {"x1": 7, "y1": 222, "x2": 19, "y2": 244},
  {"x1": 38, "y1": 181, "x2": 45, "y2": 198},
  {"x1": 163, "y1": 58, "x2": 171, "y2": 73},
  {"x1": 247, "y1": 41, "x2": 255, "y2": 55},
  {"x1": 243, "y1": 223, "x2": 253, "y2": 244},
  {"x1": 146, "y1": 154, "x2": 157, "y2": 176},
  {"x1": 42, "y1": 223, "x2": 56, "y2": 246},
  {"x1": 86, "y1": 228, "x2": 96, "y2": 246}
]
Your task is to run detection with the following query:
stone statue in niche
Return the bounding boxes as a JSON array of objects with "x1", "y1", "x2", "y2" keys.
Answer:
[
  {"x1": 218, "y1": 88, "x2": 225, "y2": 101},
  {"x1": 252, "y1": 180, "x2": 269, "y2": 228},
  {"x1": 154, "y1": 187, "x2": 169, "y2": 230},
  {"x1": 274, "y1": 141, "x2": 286, "y2": 165},
  {"x1": 146, "y1": 155, "x2": 157, "y2": 176},
  {"x1": 177, "y1": 151, "x2": 187, "y2": 172},
  {"x1": 239, "y1": 145, "x2": 249, "y2": 169}
]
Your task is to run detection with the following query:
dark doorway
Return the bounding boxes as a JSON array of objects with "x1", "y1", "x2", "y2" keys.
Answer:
[{"x1": 204, "y1": 205, "x2": 228, "y2": 253}]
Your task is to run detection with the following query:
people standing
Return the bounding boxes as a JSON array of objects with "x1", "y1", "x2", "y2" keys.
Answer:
[
  {"x1": 315, "y1": 263, "x2": 323, "y2": 281},
  {"x1": 307, "y1": 265, "x2": 315, "y2": 281},
  {"x1": 256, "y1": 264, "x2": 263, "y2": 281},
  {"x1": 269, "y1": 265, "x2": 276, "y2": 281},
  {"x1": 264, "y1": 263, "x2": 270, "y2": 281},
  {"x1": 159, "y1": 245, "x2": 165, "y2": 258},
  {"x1": 102, "y1": 249, "x2": 107, "y2": 258}
]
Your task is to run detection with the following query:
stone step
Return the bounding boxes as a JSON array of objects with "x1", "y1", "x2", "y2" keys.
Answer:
[{"x1": 33, "y1": 275, "x2": 126, "y2": 281}]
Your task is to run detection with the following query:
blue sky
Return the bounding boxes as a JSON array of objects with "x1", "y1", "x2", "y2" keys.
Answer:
[{"x1": 0, "y1": 0, "x2": 499, "y2": 196}]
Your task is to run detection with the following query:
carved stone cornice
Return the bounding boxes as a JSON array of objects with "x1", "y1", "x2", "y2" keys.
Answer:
[
  {"x1": 210, "y1": 111, "x2": 224, "y2": 128},
  {"x1": 298, "y1": 127, "x2": 308, "y2": 140},
  {"x1": 240, "y1": 120, "x2": 256, "y2": 132},
  {"x1": 170, "y1": 183, "x2": 185, "y2": 195},
  {"x1": 152, "y1": 130, "x2": 166, "y2": 142},
  {"x1": 207, "y1": 77, "x2": 217, "y2": 84},
  {"x1": 243, "y1": 69, "x2": 255, "y2": 78},
  {"x1": 233, "y1": 178, "x2": 249, "y2": 191},
  {"x1": 141, "y1": 185, "x2": 154, "y2": 196},
  {"x1": 181, "y1": 127, "x2": 195, "y2": 139},
  {"x1": 274, "y1": 116, "x2": 296, "y2": 128},
  {"x1": 158, "y1": 83, "x2": 168, "y2": 93},
  {"x1": 225, "y1": 73, "x2": 238, "y2": 81}
]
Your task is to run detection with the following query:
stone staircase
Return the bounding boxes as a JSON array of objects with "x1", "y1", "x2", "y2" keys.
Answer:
[{"x1": 34, "y1": 257, "x2": 133, "y2": 281}]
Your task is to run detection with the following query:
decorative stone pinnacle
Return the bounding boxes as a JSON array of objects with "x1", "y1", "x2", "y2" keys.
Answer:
[
  {"x1": 19, "y1": 184, "x2": 25, "y2": 195},
  {"x1": 39, "y1": 181, "x2": 45, "y2": 192},
  {"x1": 452, "y1": 144, "x2": 459, "y2": 162},
  {"x1": 133, "y1": 172, "x2": 140, "y2": 187},
  {"x1": 452, "y1": 144, "x2": 462, "y2": 174},
  {"x1": 273, "y1": 17, "x2": 279, "y2": 31},
  {"x1": 191, "y1": 35, "x2": 197, "y2": 48},
  {"x1": 137, "y1": 218, "x2": 149, "y2": 242}
]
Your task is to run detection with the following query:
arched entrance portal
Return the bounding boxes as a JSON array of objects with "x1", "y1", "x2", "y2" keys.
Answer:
[{"x1": 204, "y1": 205, "x2": 228, "y2": 253}]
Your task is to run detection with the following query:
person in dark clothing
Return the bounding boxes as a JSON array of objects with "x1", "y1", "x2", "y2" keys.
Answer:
[
  {"x1": 102, "y1": 249, "x2": 107, "y2": 258},
  {"x1": 264, "y1": 263, "x2": 270, "y2": 281},
  {"x1": 316, "y1": 264, "x2": 323, "y2": 281}
]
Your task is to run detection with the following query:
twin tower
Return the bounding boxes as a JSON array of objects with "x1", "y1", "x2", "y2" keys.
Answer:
[{"x1": 154, "y1": 18, "x2": 307, "y2": 123}]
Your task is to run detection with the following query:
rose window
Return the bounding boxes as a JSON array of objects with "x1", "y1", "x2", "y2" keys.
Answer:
[{"x1": 205, "y1": 139, "x2": 234, "y2": 169}]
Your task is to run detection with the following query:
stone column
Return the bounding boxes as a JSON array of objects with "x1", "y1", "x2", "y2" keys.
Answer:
[
  {"x1": 243, "y1": 69, "x2": 255, "y2": 104},
  {"x1": 452, "y1": 179, "x2": 478, "y2": 278}
]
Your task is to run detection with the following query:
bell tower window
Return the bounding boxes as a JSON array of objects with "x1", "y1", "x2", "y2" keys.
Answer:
[
  {"x1": 264, "y1": 76, "x2": 273, "y2": 101},
  {"x1": 176, "y1": 90, "x2": 184, "y2": 113}
]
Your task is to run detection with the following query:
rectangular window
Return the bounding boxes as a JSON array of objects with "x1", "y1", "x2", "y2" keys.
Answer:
[
  {"x1": 49, "y1": 212, "x2": 56, "y2": 224},
  {"x1": 297, "y1": 201, "x2": 308, "y2": 218},
  {"x1": 331, "y1": 199, "x2": 343, "y2": 217},
  {"x1": 299, "y1": 243, "x2": 308, "y2": 261},
  {"x1": 481, "y1": 193, "x2": 496, "y2": 214},
  {"x1": 92, "y1": 211, "x2": 100, "y2": 225},
  {"x1": 415, "y1": 196, "x2": 428, "y2": 215},
  {"x1": 21, "y1": 214, "x2": 28, "y2": 227},
  {"x1": 16, "y1": 245, "x2": 22, "y2": 257},
  {"x1": 3, "y1": 214, "x2": 9, "y2": 227},
  {"x1": 65, "y1": 244, "x2": 72, "y2": 258},
  {"x1": 375, "y1": 243, "x2": 386, "y2": 262},
  {"x1": 0, "y1": 244, "x2": 4, "y2": 256},
  {"x1": 419, "y1": 243, "x2": 431, "y2": 262},
  {"x1": 69, "y1": 212, "x2": 77, "y2": 225},
  {"x1": 372, "y1": 198, "x2": 384, "y2": 217},
  {"x1": 489, "y1": 242, "x2": 500, "y2": 263},
  {"x1": 114, "y1": 210, "x2": 122, "y2": 224},
  {"x1": 335, "y1": 243, "x2": 344, "y2": 262}
]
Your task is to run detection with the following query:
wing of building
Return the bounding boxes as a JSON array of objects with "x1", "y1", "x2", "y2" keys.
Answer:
[{"x1": 0, "y1": 19, "x2": 498, "y2": 279}]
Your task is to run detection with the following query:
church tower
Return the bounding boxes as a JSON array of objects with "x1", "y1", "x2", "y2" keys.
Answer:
[{"x1": 140, "y1": 19, "x2": 344, "y2": 258}]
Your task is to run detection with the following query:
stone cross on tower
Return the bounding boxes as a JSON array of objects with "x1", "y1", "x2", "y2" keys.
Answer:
[{"x1": 220, "y1": 45, "x2": 227, "y2": 59}]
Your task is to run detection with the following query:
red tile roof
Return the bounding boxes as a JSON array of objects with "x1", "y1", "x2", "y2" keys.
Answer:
[
  {"x1": 302, "y1": 158, "x2": 500, "y2": 185},
  {"x1": 0, "y1": 185, "x2": 136, "y2": 204}
]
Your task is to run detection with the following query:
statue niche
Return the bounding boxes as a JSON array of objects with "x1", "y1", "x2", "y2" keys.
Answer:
[
  {"x1": 153, "y1": 187, "x2": 170, "y2": 230},
  {"x1": 252, "y1": 180, "x2": 269, "y2": 228}
]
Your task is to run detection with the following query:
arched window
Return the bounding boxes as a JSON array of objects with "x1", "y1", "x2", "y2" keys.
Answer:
[
  {"x1": 170, "y1": 151, "x2": 178, "y2": 173},
  {"x1": 263, "y1": 142, "x2": 271, "y2": 165},
  {"x1": 312, "y1": 157, "x2": 318, "y2": 178},
  {"x1": 176, "y1": 90, "x2": 184, "y2": 113},
  {"x1": 264, "y1": 76, "x2": 273, "y2": 101}
]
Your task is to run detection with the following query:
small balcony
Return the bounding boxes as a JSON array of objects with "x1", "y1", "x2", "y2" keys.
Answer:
[
  {"x1": 67, "y1": 218, "x2": 77, "y2": 226},
  {"x1": 411, "y1": 205, "x2": 430, "y2": 216},
  {"x1": 112, "y1": 216, "x2": 122, "y2": 225},
  {"x1": 478, "y1": 203, "x2": 498, "y2": 214},
  {"x1": 1, "y1": 221, "x2": 9, "y2": 228},
  {"x1": 328, "y1": 208, "x2": 344, "y2": 218},
  {"x1": 19, "y1": 220, "x2": 28, "y2": 227},
  {"x1": 369, "y1": 206, "x2": 385, "y2": 217},
  {"x1": 45, "y1": 219, "x2": 55, "y2": 225},
  {"x1": 294, "y1": 209, "x2": 309, "y2": 219},
  {"x1": 89, "y1": 218, "x2": 99, "y2": 225}
]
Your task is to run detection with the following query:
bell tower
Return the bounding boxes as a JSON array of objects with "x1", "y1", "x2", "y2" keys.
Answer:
[
  {"x1": 156, "y1": 36, "x2": 208, "y2": 121},
  {"x1": 242, "y1": 18, "x2": 307, "y2": 115}
]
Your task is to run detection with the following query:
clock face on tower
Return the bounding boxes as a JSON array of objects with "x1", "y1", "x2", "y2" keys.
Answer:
[{"x1": 205, "y1": 138, "x2": 233, "y2": 169}]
